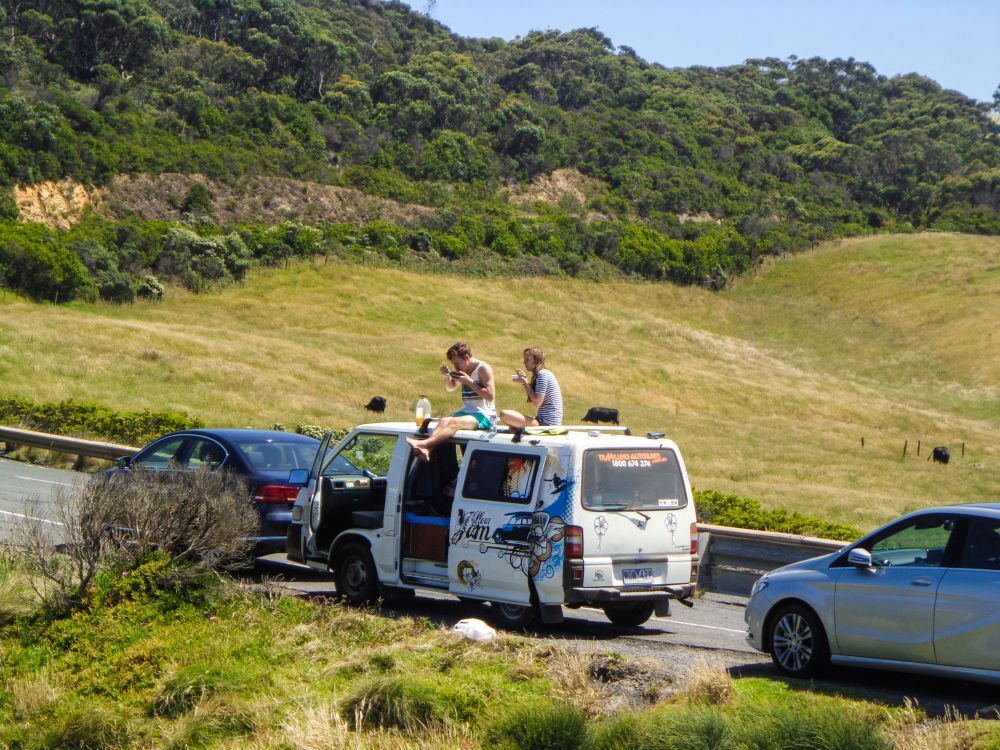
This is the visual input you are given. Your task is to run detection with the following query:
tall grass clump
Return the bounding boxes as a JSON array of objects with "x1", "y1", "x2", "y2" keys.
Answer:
[
  {"x1": 340, "y1": 674, "x2": 451, "y2": 731},
  {"x1": 483, "y1": 699, "x2": 588, "y2": 750},
  {"x1": 733, "y1": 697, "x2": 891, "y2": 750},
  {"x1": 33, "y1": 700, "x2": 132, "y2": 750}
]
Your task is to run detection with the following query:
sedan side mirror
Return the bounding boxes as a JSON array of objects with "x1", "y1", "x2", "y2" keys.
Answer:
[
  {"x1": 115, "y1": 456, "x2": 131, "y2": 470},
  {"x1": 847, "y1": 548, "x2": 873, "y2": 567}
]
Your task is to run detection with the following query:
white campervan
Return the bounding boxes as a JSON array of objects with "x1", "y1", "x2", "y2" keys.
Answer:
[{"x1": 287, "y1": 422, "x2": 698, "y2": 628}]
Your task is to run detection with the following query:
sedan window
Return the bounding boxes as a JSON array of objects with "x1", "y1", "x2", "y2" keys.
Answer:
[
  {"x1": 134, "y1": 436, "x2": 187, "y2": 469},
  {"x1": 188, "y1": 438, "x2": 226, "y2": 469},
  {"x1": 865, "y1": 515, "x2": 960, "y2": 568},
  {"x1": 958, "y1": 519, "x2": 1000, "y2": 571}
]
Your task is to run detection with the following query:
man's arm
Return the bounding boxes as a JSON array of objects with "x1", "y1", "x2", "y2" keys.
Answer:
[{"x1": 478, "y1": 362, "x2": 496, "y2": 403}]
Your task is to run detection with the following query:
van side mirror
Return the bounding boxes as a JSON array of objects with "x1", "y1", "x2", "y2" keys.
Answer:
[
  {"x1": 288, "y1": 468, "x2": 309, "y2": 485},
  {"x1": 847, "y1": 548, "x2": 873, "y2": 567}
]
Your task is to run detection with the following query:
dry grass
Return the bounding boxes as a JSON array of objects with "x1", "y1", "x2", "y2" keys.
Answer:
[
  {"x1": 884, "y1": 698, "x2": 1000, "y2": 750},
  {"x1": 275, "y1": 703, "x2": 473, "y2": 750},
  {"x1": 8, "y1": 670, "x2": 61, "y2": 720},
  {"x1": 1, "y1": 233, "x2": 997, "y2": 531},
  {"x1": 670, "y1": 656, "x2": 733, "y2": 706}
]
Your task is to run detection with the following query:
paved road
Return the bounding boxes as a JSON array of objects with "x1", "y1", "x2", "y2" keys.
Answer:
[{"x1": 0, "y1": 456, "x2": 80, "y2": 542}]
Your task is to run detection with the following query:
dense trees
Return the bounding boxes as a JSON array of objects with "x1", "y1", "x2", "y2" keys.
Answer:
[{"x1": 0, "y1": 0, "x2": 996, "y2": 301}]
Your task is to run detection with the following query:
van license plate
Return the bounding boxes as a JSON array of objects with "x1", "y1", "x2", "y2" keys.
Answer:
[{"x1": 622, "y1": 567, "x2": 653, "y2": 583}]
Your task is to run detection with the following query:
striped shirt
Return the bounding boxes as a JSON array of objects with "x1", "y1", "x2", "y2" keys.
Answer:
[{"x1": 533, "y1": 369, "x2": 563, "y2": 426}]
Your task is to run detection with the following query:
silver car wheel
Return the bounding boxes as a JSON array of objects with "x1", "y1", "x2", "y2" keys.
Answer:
[
  {"x1": 773, "y1": 611, "x2": 813, "y2": 672},
  {"x1": 768, "y1": 603, "x2": 829, "y2": 678}
]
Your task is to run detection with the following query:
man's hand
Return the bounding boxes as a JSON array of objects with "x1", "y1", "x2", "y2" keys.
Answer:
[{"x1": 439, "y1": 364, "x2": 450, "y2": 376}]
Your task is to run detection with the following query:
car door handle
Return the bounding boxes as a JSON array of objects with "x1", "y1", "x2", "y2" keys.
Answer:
[{"x1": 910, "y1": 577, "x2": 934, "y2": 587}]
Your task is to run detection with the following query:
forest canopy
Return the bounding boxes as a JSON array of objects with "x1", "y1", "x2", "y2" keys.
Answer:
[{"x1": 1, "y1": 0, "x2": 998, "y2": 301}]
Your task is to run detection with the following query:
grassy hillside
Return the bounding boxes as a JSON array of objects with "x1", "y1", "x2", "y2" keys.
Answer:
[{"x1": 2, "y1": 233, "x2": 998, "y2": 531}]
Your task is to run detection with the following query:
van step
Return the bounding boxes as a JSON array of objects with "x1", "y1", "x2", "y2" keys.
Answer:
[{"x1": 401, "y1": 570, "x2": 449, "y2": 589}]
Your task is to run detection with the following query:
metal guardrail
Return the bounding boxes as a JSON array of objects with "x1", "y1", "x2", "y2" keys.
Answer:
[
  {"x1": 0, "y1": 425, "x2": 138, "y2": 462},
  {"x1": 697, "y1": 523, "x2": 849, "y2": 596},
  {"x1": 1, "y1": 426, "x2": 850, "y2": 595}
]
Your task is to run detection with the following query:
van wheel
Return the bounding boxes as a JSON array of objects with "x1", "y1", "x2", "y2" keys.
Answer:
[
  {"x1": 334, "y1": 543, "x2": 378, "y2": 605},
  {"x1": 603, "y1": 602, "x2": 655, "y2": 627},
  {"x1": 768, "y1": 603, "x2": 830, "y2": 678},
  {"x1": 489, "y1": 601, "x2": 537, "y2": 630}
]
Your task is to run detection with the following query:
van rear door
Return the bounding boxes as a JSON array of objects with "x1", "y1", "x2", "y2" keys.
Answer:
[
  {"x1": 448, "y1": 445, "x2": 546, "y2": 605},
  {"x1": 578, "y1": 447, "x2": 693, "y2": 588}
]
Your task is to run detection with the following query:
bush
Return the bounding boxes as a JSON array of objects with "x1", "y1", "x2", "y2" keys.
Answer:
[
  {"x1": 16, "y1": 469, "x2": 257, "y2": 612},
  {"x1": 695, "y1": 490, "x2": 861, "y2": 541},
  {"x1": 0, "y1": 396, "x2": 202, "y2": 445}
]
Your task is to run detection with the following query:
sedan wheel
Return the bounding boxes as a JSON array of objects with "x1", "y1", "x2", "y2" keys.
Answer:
[{"x1": 769, "y1": 604, "x2": 830, "y2": 678}]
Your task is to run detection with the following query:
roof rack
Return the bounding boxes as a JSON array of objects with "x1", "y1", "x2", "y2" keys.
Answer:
[{"x1": 494, "y1": 424, "x2": 631, "y2": 435}]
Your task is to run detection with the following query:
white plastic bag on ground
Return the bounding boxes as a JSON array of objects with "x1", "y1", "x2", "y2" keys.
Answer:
[{"x1": 453, "y1": 618, "x2": 497, "y2": 642}]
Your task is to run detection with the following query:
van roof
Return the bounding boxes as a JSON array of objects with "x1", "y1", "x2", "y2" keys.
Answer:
[{"x1": 352, "y1": 421, "x2": 681, "y2": 450}]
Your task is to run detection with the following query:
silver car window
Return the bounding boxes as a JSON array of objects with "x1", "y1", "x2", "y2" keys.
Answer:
[
  {"x1": 867, "y1": 515, "x2": 958, "y2": 568},
  {"x1": 958, "y1": 518, "x2": 1000, "y2": 571}
]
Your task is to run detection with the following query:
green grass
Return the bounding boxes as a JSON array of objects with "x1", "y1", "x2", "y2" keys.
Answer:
[
  {"x1": 1, "y1": 232, "x2": 998, "y2": 531},
  {"x1": 3, "y1": 569, "x2": 998, "y2": 750}
]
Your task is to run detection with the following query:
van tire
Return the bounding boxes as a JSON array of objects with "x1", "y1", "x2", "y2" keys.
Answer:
[
  {"x1": 603, "y1": 602, "x2": 655, "y2": 627},
  {"x1": 334, "y1": 543, "x2": 378, "y2": 605},
  {"x1": 490, "y1": 601, "x2": 537, "y2": 630}
]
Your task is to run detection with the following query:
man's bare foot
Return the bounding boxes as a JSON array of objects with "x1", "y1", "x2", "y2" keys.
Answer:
[{"x1": 405, "y1": 437, "x2": 432, "y2": 463}]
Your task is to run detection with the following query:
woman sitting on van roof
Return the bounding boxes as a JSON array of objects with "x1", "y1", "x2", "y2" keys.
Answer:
[{"x1": 499, "y1": 346, "x2": 563, "y2": 428}]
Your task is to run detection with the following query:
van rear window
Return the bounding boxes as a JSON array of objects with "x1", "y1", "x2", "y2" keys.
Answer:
[{"x1": 582, "y1": 449, "x2": 687, "y2": 511}]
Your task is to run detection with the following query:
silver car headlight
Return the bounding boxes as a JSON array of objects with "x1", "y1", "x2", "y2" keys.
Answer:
[{"x1": 750, "y1": 577, "x2": 769, "y2": 597}]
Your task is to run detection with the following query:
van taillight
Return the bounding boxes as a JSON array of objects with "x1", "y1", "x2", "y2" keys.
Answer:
[
  {"x1": 565, "y1": 525, "x2": 584, "y2": 559},
  {"x1": 690, "y1": 522, "x2": 698, "y2": 554},
  {"x1": 255, "y1": 485, "x2": 299, "y2": 503}
]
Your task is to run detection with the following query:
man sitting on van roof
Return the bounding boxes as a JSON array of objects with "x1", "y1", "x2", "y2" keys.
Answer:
[{"x1": 406, "y1": 341, "x2": 496, "y2": 462}]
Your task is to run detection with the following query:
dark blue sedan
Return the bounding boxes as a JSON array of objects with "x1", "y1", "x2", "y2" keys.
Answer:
[{"x1": 110, "y1": 428, "x2": 320, "y2": 555}]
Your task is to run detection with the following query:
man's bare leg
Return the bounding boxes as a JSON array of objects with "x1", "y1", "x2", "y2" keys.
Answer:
[{"x1": 406, "y1": 415, "x2": 479, "y2": 462}]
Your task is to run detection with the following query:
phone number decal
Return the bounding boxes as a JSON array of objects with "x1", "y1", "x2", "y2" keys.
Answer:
[{"x1": 596, "y1": 452, "x2": 669, "y2": 468}]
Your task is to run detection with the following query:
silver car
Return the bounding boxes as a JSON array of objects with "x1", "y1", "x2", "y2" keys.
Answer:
[{"x1": 745, "y1": 503, "x2": 1000, "y2": 684}]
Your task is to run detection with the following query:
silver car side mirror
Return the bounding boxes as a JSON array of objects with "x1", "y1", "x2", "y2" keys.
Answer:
[
  {"x1": 847, "y1": 548, "x2": 873, "y2": 567},
  {"x1": 288, "y1": 468, "x2": 309, "y2": 485}
]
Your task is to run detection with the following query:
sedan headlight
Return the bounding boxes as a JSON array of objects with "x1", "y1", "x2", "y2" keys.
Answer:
[{"x1": 750, "y1": 577, "x2": 769, "y2": 597}]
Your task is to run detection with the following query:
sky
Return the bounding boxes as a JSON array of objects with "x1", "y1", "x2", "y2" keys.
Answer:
[{"x1": 427, "y1": 0, "x2": 999, "y2": 105}]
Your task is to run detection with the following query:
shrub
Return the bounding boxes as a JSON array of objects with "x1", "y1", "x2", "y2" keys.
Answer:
[
  {"x1": 0, "y1": 396, "x2": 201, "y2": 445},
  {"x1": 135, "y1": 274, "x2": 164, "y2": 300},
  {"x1": 695, "y1": 490, "x2": 861, "y2": 541},
  {"x1": 16, "y1": 469, "x2": 257, "y2": 612}
]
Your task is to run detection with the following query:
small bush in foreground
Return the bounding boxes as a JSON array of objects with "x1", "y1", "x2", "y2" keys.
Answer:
[{"x1": 17, "y1": 469, "x2": 256, "y2": 612}]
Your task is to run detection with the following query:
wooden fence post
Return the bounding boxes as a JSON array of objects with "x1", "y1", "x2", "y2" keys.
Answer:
[{"x1": 903, "y1": 440, "x2": 908, "y2": 457}]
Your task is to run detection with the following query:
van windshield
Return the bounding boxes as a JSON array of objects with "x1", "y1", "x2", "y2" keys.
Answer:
[{"x1": 582, "y1": 448, "x2": 687, "y2": 511}]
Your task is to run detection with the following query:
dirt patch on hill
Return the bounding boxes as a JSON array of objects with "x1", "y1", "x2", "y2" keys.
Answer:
[
  {"x1": 13, "y1": 174, "x2": 435, "y2": 229},
  {"x1": 508, "y1": 168, "x2": 609, "y2": 222},
  {"x1": 13, "y1": 180, "x2": 108, "y2": 229}
]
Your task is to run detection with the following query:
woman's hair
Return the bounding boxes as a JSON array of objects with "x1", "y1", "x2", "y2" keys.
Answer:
[
  {"x1": 524, "y1": 346, "x2": 545, "y2": 397},
  {"x1": 523, "y1": 346, "x2": 545, "y2": 369}
]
